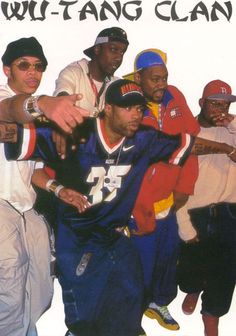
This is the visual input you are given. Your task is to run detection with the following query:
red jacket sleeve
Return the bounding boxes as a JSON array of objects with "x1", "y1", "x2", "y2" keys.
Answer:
[
  {"x1": 174, "y1": 155, "x2": 198, "y2": 195},
  {"x1": 165, "y1": 86, "x2": 200, "y2": 195}
]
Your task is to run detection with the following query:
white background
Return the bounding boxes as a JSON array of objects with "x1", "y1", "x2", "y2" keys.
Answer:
[
  {"x1": 0, "y1": 0, "x2": 236, "y2": 335},
  {"x1": 37, "y1": 280, "x2": 236, "y2": 336}
]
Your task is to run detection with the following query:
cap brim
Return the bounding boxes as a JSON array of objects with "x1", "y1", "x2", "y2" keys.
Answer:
[
  {"x1": 208, "y1": 94, "x2": 236, "y2": 102},
  {"x1": 83, "y1": 46, "x2": 94, "y2": 58},
  {"x1": 123, "y1": 72, "x2": 136, "y2": 81},
  {"x1": 84, "y1": 36, "x2": 128, "y2": 59}
]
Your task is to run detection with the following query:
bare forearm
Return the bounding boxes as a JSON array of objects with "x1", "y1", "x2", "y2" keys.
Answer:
[
  {"x1": 0, "y1": 94, "x2": 33, "y2": 123},
  {"x1": 32, "y1": 168, "x2": 51, "y2": 190},
  {"x1": 192, "y1": 137, "x2": 234, "y2": 156}
]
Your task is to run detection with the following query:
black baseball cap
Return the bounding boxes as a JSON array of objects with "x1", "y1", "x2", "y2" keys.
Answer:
[
  {"x1": 2, "y1": 36, "x2": 48, "y2": 66},
  {"x1": 83, "y1": 27, "x2": 129, "y2": 58},
  {"x1": 105, "y1": 79, "x2": 147, "y2": 107}
]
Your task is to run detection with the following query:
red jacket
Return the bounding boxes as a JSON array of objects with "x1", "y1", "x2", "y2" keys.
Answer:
[{"x1": 132, "y1": 85, "x2": 200, "y2": 234}]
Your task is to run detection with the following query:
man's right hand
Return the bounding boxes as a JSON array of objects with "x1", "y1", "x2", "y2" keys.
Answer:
[
  {"x1": 211, "y1": 112, "x2": 234, "y2": 127},
  {"x1": 38, "y1": 94, "x2": 90, "y2": 134}
]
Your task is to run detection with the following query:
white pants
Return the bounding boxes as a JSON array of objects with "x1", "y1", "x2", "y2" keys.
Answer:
[{"x1": 0, "y1": 200, "x2": 54, "y2": 336}]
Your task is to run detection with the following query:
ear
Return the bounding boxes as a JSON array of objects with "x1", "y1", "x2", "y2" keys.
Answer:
[
  {"x1": 134, "y1": 72, "x2": 141, "y2": 84},
  {"x1": 3, "y1": 65, "x2": 11, "y2": 78},
  {"x1": 199, "y1": 98, "x2": 203, "y2": 108},
  {"x1": 104, "y1": 103, "x2": 112, "y2": 117}
]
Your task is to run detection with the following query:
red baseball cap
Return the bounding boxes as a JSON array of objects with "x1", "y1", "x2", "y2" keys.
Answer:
[{"x1": 202, "y1": 80, "x2": 236, "y2": 102}]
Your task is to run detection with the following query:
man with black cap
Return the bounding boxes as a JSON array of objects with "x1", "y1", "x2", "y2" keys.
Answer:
[
  {"x1": 0, "y1": 36, "x2": 90, "y2": 336},
  {"x1": 177, "y1": 80, "x2": 236, "y2": 336},
  {"x1": 54, "y1": 26, "x2": 129, "y2": 116},
  {"x1": 4, "y1": 79, "x2": 236, "y2": 336},
  {"x1": 0, "y1": 36, "x2": 89, "y2": 133},
  {"x1": 42, "y1": 27, "x2": 129, "y2": 237},
  {"x1": 35, "y1": 27, "x2": 128, "y2": 251}
]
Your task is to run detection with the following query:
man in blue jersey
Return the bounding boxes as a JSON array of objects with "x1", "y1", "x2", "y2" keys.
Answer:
[
  {"x1": 34, "y1": 27, "x2": 129, "y2": 245},
  {"x1": 4, "y1": 79, "x2": 236, "y2": 336}
]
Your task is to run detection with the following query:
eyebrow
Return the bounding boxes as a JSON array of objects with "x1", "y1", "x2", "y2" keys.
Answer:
[{"x1": 17, "y1": 57, "x2": 42, "y2": 62}]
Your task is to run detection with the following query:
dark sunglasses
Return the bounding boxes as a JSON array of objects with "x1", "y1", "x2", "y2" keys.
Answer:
[{"x1": 12, "y1": 61, "x2": 46, "y2": 73}]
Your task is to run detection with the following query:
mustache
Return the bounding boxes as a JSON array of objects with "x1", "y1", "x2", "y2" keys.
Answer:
[
  {"x1": 26, "y1": 77, "x2": 40, "y2": 81},
  {"x1": 153, "y1": 88, "x2": 165, "y2": 94}
]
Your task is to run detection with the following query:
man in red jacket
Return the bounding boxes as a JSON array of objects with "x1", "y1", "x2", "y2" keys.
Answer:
[{"x1": 124, "y1": 49, "x2": 200, "y2": 331}]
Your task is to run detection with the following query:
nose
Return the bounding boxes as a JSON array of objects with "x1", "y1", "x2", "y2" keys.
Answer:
[
  {"x1": 117, "y1": 55, "x2": 122, "y2": 63},
  {"x1": 114, "y1": 51, "x2": 123, "y2": 63},
  {"x1": 156, "y1": 78, "x2": 167, "y2": 90},
  {"x1": 27, "y1": 65, "x2": 37, "y2": 73}
]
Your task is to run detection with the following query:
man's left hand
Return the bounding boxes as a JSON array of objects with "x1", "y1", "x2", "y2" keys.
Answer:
[{"x1": 58, "y1": 188, "x2": 91, "y2": 213}]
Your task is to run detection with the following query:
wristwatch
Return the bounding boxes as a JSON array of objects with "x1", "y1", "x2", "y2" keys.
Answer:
[{"x1": 23, "y1": 95, "x2": 44, "y2": 118}]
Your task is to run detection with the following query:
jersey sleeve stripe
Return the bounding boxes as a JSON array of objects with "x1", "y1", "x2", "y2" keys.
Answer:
[
  {"x1": 169, "y1": 133, "x2": 193, "y2": 165},
  {"x1": 18, "y1": 123, "x2": 36, "y2": 160}
]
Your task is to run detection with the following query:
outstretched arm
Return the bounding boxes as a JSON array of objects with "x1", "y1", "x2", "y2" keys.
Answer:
[
  {"x1": 0, "y1": 93, "x2": 89, "y2": 133},
  {"x1": 2, "y1": 125, "x2": 236, "y2": 163},
  {"x1": 191, "y1": 136, "x2": 236, "y2": 161}
]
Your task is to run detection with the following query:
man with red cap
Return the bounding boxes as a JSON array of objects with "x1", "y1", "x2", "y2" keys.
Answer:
[{"x1": 177, "y1": 80, "x2": 236, "y2": 336}]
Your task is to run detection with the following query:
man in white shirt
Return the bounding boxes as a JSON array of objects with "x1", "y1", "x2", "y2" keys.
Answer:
[
  {"x1": 177, "y1": 80, "x2": 236, "y2": 336},
  {"x1": 54, "y1": 26, "x2": 129, "y2": 114},
  {"x1": 0, "y1": 36, "x2": 89, "y2": 336}
]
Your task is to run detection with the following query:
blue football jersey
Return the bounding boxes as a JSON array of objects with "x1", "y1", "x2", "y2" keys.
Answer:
[{"x1": 5, "y1": 118, "x2": 193, "y2": 238}]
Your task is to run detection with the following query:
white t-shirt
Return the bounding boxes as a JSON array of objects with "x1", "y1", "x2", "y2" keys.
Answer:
[
  {"x1": 177, "y1": 117, "x2": 236, "y2": 240},
  {"x1": 54, "y1": 58, "x2": 117, "y2": 114},
  {"x1": 0, "y1": 84, "x2": 36, "y2": 212}
]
